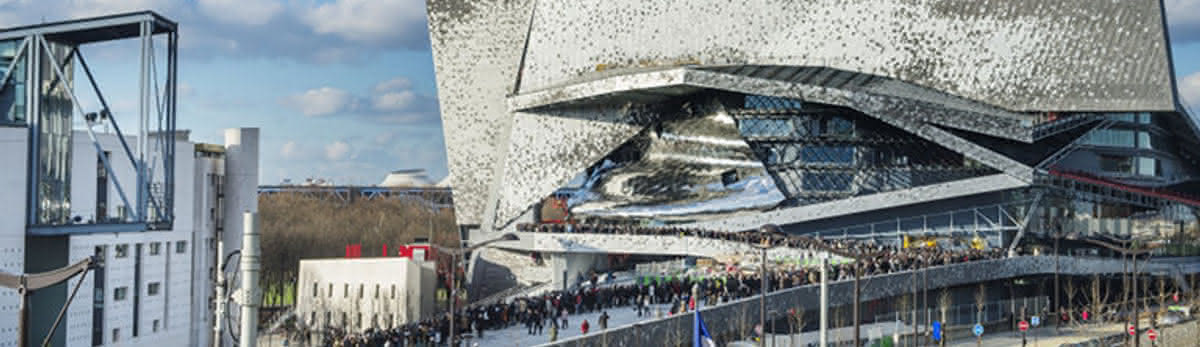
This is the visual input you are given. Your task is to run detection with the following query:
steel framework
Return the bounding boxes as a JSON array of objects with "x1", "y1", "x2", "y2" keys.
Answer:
[{"x1": 0, "y1": 12, "x2": 178, "y2": 234}]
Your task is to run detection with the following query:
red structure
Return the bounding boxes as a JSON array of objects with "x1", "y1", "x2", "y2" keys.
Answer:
[
  {"x1": 344, "y1": 244, "x2": 362, "y2": 258},
  {"x1": 395, "y1": 244, "x2": 436, "y2": 261}
]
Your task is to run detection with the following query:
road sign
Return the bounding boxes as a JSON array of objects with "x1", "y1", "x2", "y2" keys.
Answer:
[
  {"x1": 1128, "y1": 324, "x2": 1136, "y2": 336},
  {"x1": 1031, "y1": 315, "x2": 1041, "y2": 327},
  {"x1": 1148, "y1": 329, "x2": 1157, "y2": 341},
  {"x1": 1082, "y1": 311, "x2": 1089, "y2": 321},
  {"x1": 973, "y1": 324, "x2": 984, "y2": 337},
  {"x1": 932, "y1": 321, "x2": 942, "y2": 341},
  {"x1": 1019, "y1": 320, "x2": 1029, "y2": 332}
]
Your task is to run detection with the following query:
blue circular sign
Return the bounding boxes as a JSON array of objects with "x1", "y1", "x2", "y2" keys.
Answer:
[
  {"x1": 1031, "y1": 316, "x2": 1041, "y2": 327},
  {"x1": 973, "y1": 324, "x2": 984, "y2": 337}
]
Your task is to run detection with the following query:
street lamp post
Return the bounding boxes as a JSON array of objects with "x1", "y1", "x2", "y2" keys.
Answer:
[
  {"x1": 756, "y1": 225, "x2": 779, "y2": 347},
  {"x1": 432, "y1": 232, "x2": 519, "y2": 347},
  {"x1": 793, "y1": 235, "x2": 883, "y2": 347}
]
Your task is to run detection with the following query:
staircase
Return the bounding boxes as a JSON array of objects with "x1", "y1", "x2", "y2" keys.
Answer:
[{"x1": 1032, "y1": 114, "x2": 1100, "y2": 141}]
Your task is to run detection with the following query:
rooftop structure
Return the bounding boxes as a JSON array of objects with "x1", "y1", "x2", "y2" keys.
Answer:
[{"x1": 1, "y1": 13, "x2": 260, "y2": 347}]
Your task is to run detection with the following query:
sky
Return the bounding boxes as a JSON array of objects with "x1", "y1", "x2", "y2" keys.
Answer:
[{"x1": 1, "y1": 0, "x2": 1200, "y2": 186}]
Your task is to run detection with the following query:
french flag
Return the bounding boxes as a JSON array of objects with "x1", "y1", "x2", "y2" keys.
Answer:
[{"x1": 694, "y1": 308, "x2": 716, "y2": 347}]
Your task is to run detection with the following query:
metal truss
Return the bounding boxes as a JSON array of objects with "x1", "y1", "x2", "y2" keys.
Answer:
[
  {"x1": 3, "y1": 13, "x2": 178, "y2": 234},
  {"x1": 814, "y1": 198, "x2": 1032, "y2": 243}
]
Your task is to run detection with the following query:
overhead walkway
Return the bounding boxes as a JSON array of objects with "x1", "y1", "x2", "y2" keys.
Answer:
[
  {"x1": 491, "y1": 231, "x2": 845, "y2": 262},
  {"x1": 539, "y1": 255, "x2": 1200, "y2": 347}
]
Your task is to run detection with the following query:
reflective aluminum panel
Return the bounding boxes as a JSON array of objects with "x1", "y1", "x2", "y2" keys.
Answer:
[{"x1": 567, "y1": 101, "x2": 784, "y2": 222}]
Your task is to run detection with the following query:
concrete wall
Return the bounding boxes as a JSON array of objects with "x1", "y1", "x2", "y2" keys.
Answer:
[
  {"x1": 539, "y1": 256, "x2": 1200, "y2": 347},
  {"x1": 296, "y1": 258, "x2": 436, "y2": 331},
  {"x1": 0, "y1": 127, "x2": 27, "y2": 347}
]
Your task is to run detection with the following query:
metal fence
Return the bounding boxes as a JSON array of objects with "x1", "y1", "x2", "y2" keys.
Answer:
[{"x1": 870, "y1": 296, "x2": 1050, "y2": 327}]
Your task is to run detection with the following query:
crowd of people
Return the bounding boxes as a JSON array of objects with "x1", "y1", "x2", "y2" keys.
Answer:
[{"x1": 310, "y1": 223, "x2": 1006, "y2": 346}]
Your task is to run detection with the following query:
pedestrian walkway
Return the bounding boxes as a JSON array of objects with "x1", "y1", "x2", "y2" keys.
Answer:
[{"x1": 471, "y1": 303, "x2": 676, "y2": 346}]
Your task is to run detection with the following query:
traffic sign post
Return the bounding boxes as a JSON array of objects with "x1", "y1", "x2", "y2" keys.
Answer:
[
  {"x1": 1148, "y1": 328, "x2": 1157, "y2": 343},
  {"x1": 932, "y1": 321, "x2": 942, "y2": 342},
  {"x1": 1031, "y1": 316, "x2": 1041, "y2": 327},
  {"x1": 974, "y1": 323, "x2": 983, "y2": 347},
  {"x1": 1019, "y1": 320, "x2": 1029, "y2": 332},
  {"x1": 1128, "y1": 324, "x2": 1137, "y2": 336}
]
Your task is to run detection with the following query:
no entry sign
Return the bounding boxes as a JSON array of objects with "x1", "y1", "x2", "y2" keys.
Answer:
[
  {"x1": 1147, "y1": 329, "x2": 1157, "y2": 341},
  {"x1": 1128, "y1": 325, "x2": 1136, "y2": 336},
  {"x1": 1018, "y1": 320, "x2": 1028, "y2": 332}
]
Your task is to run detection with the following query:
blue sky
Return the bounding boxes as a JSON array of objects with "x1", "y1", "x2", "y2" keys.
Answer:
[{"x1": 2, "y1": 0, "x2": 1200, "y2": 185}]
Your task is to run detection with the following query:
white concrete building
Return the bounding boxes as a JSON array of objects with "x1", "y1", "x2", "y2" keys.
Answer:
[
  {"x1": 296, "y1": 258, "x2": 436, "y2": 332},
  {"x1": 0, "y1": 127, "x2": 259, "y2": 347}
]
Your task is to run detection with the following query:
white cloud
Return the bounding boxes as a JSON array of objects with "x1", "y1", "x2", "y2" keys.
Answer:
[
  {"x1": 1182, "y1": 72, "x2": 1200, "y2": 108},
  {"x1": 0, "y1": 0, "x2": 430, "y2": 63},
  {"x1": 284, "y1": 87, "x2": 354, "y2": 117},
  {"x1": 372, "y1": 90, "x2": 417, "y2": 111},
  {"x1": 301, "y1": 0, "x2": 427, "y2": 44},
  {"x1": 325, "y1": 141, "x2": 352, "y2": 161},
  {"x1": 197, "y1": 0, "x2": 282, "y2": 26},
  {"x1": 280, "y1": 141, "x2": 302, "y2": 159},
  {"x1": 1167, "y1": 0, "x2": 1200, "y2": 43},
  {"x1": 373, "y1": 77, "x2": 413, "y2": 94}
]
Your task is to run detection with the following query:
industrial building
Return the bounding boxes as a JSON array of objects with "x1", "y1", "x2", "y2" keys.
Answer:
[
  {"x1": 0, "y1": 13, "x2": 259, "y2": 347},
  {"x1": 426, "y1": 0, "x2": 1200, "y2": 300}
]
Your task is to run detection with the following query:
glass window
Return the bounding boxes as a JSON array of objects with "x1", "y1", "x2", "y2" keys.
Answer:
[
  {"x1": 1083, "y1": 129, "x2": 1135, "y2": 148},
  {"x1": 114, "y1": 287, "x2": 128, "y2": 301},
  {"x1": 803, "y1": 173, "x2": 853, "y2": 191},
  {"x1": 115, "y1": 244, "x2": 129, "y2": 258},
  {"x1": 1099, "y1": 155, "x2": 1134, "y2": 174},
  {"x1": 738, "y1": 118, "x2": 793, "y2": 137},
  {"x1": 1137, "y1": 157, "x2": 1158, "y2": 176},
  {"x1": 826, "y1": 116, "x2": 854, "y2": 137},
  {"x1": 313, "y1": 283, "x2": 319, "y2": 297},
  {"x1": 149, "y1": 243, "x2": 160, "y2": 256},
  {"x1": 175, "y1": 241, "x2": 187, "y2": 254},
  {"x1": 147, "y1": 282, "x2": 160, "y2": 296},
  {"x1": 1137, "y1": 132, "x2": 1153, "y2": 150},
  {"x1": 1137, "y1": 112, "x2": 1152, "y2": 124},
  {"x1": 801, "y1": 146, "x2": 855, "y2": 164}
]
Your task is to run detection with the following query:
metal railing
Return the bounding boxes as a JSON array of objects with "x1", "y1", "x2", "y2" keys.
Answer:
[{"x1": 811, "y1": 198, "x2": 1032, "y2": 244}]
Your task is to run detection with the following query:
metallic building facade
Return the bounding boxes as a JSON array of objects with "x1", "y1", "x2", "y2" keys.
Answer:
[{"x1": 427, "y1": 0, "x2": 1199, "y2": 245}]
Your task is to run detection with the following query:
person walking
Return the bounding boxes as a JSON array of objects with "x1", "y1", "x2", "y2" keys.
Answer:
[
  {"x1": 560, "y1": 308, "x2": 569, "y2": 329},
  {"x1": 598, "y1": 311, "x2": 609, "y2": 330},
  {"x1": 581, "y1": 319, "x2": 590, "y2": 335}
]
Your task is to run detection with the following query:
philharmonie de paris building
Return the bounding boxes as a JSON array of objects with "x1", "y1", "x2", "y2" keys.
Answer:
[{"x1": 426, "y1": 0, "x2": 1200, "y2": 299}]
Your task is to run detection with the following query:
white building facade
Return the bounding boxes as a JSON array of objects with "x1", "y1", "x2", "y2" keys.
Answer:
[
  {"x1": 0, "y1": 127, "x2": 258, "y2": 347},
  {"x1": 296, "y1": 258, "x2": 436, "y2": 332}
]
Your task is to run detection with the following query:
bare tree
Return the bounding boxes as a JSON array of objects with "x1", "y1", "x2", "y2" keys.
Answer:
[
  {"x1": 1064, "y1": 278, "x2": 1077, "y2": 327},
  {"x1": 788, "y1": 307, "x2": 806, "y2": 347},
  {"x1": 1088, "y1": 274, "x2": 1107, "y2": 325},
  {"x1": 1156, "y1": 276, "x2": 1169, "y2": 327}
]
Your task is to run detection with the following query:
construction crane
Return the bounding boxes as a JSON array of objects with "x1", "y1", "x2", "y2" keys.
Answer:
[{"x1": 0, "y1": 256, "x2": 99, "y2": 347}]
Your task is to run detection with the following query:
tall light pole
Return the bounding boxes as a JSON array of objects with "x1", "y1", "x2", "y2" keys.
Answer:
[
  {"x1": 756, "y1": 224, "x2": 780, "y2": 347},
  {"x1": 794, "y1": 235, "x2": 882, "y2": 347},
  {"x1": 431, "y1": 232, "x2": 519, "y2": 346}
]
